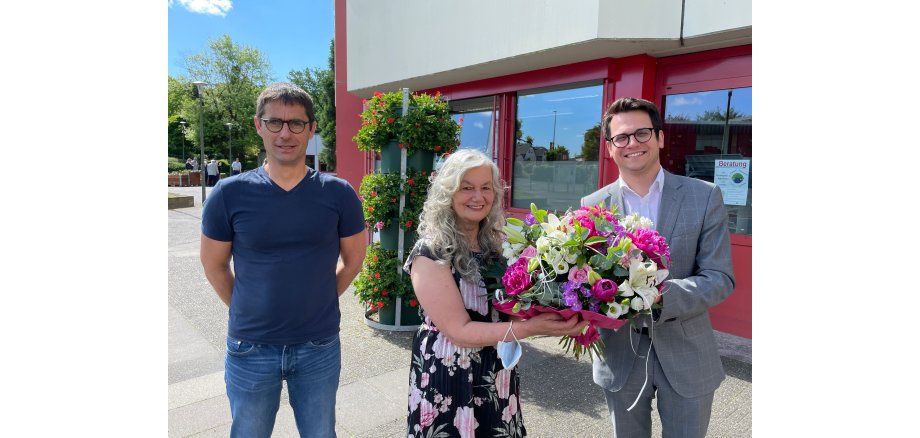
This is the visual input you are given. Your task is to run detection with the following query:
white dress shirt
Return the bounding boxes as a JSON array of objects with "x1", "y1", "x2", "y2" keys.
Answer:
[{"x1": 618, "y1": 167, "x2": 665, "y2": 230}]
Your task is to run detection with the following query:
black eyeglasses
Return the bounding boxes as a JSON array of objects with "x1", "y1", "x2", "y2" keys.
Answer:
[
  {"x1": 260, "y1": 118, "x2": 311, "y2": 134},
  {"x1": 605, "y1": 127, "x2": 657, "y2": 148}
]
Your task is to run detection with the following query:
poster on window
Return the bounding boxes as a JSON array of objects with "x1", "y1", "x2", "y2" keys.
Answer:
[{"x1": 714, "y1": 159, "x2": 750, "y2": 206}]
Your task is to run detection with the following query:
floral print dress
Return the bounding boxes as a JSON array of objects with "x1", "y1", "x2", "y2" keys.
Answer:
[{"x1": 404, "y1": 242, "x2": 526, "y2": 438}]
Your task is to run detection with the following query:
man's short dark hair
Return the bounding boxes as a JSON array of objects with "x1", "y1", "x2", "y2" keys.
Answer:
[
  {"x1": 602, "y1": 97, "x2": 662, "y2": 141},
  {"x1": 255, "y1": 82, "x2": 316, "y2": 123}
]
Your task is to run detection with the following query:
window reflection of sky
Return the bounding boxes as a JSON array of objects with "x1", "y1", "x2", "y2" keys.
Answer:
[
  {"x1": 665, "y1": 87, "x2": 752, "y2": 120},
  {"x1": 517, "y1": 85, "x2": 603, "y2": 156},
  {"x1": 450, "y1": 111, "x2": 492, "y2": 156}
]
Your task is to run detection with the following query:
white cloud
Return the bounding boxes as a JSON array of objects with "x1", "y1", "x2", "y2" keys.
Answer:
[
  {"x1": 473, "y1": 121, "x2": 484, "y2": 129},
  {"x1": 545, "y1": 94, "x2": 600, "y2": 102},
  {"x1": 176, "y1": 0, "x2": 232, "y2": 17},
  {"x1": 669, "y1": 96, "x2": 703, "y2": 107}
]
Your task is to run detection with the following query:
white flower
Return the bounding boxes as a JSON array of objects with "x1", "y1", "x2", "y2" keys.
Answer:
[
  {"x1": 618, "y1": 257, "x2": 668, "y2": 307},
  {"x1": 631, "y1": 296, "x2": 648, "y2": 311},
  {"x1": 540, "y1": 213, "x2": 564, "y2": 234},
  {"x1": 620, "y1": 213, "x2": 654, "y2": 232},
  {"x1": 563, "y1": 247, "x2": 578, "y2": 264},
  {"x1": 552, "y1": 260, "x2": 569, "y2": 275},
  {"x1": 606, "y1": 301, "x2": 628, "y2": 319},
  {"x1": 545, "y1": 246, "x2": 564, "y2": 266},
  {"x1": 536, "y1": 236, "x2": 552, "y2": 254},
  {"x1": 502, "y1": 241, "x2": 524, "y2": 262}
]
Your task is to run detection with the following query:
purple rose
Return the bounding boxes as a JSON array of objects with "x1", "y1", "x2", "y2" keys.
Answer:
[
  {"x1": 501, "y1": 258, "x2": 532, "y2": 296},
  {"x1": 592, "y1": 279, "x2": 618, "y2": 302},
  {"x1": 524, "y1": 213, "x2": 537, "y2": 225}
]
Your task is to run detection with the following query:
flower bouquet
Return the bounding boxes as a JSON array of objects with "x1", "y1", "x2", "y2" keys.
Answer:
[{"x1": 489, "y1": 203, "x2": 671, "y2": 360}]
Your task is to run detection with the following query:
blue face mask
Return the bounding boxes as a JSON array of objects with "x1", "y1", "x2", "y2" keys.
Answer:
[{"x1": 496, "y1": 321, "x2": 522, "y2": 369}]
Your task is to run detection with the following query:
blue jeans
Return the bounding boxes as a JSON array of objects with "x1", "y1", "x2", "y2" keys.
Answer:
[{"x1": 225, "y1": 333, "x2": 341, "y2": 438}]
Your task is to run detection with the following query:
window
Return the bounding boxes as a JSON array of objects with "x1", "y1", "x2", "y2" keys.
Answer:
[
  {"x1": 511, "y1": 83, "x2": 603, "y2": 212},
  {"x1": 435, "y1": 96, "x2": 498, "y2": 170},
  {"x1": 662, "y1": 87, "x2": 752, "y2": 235}
]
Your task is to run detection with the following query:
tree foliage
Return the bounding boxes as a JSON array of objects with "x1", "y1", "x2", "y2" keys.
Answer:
[
  {"x1": 289, "y1": 39, "x2": 336, "y2": 170},
  {"x1": 581, "y1": 123, "x2": 601, "y2": 161},
  {"x1": 697, "y1": 106, "x2": 749, "y2": 121},
  {"x1": 173, "y1": 34, "x2": 273, "y2": 171}
]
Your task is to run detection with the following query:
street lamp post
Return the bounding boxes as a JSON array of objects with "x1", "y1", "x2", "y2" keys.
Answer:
[
  {"x1": 179, "y1": 121, "x2": 187, "y2": 161},
  {"x1": 225, "y1": 122, "x2": 236, "y2": 164},
  {"x1": 193, "y1": 81, "x2": 209, "y2": 203},
  {"x1": 551, "y1": 110, "x2": 557, "y2": 150}
]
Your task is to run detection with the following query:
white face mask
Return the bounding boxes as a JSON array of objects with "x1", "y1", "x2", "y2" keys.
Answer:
[{"x1": 496, "y1": 321, "x2": 522, "y2": 369}]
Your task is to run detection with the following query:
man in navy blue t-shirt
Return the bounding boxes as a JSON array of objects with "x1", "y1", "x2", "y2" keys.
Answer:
[{"x1": 201, "y1": 82, "x2": 366, "y2": 438}]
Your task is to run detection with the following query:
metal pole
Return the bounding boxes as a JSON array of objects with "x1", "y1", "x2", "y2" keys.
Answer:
[
  {"x1": 194, "y1": 81, "x2": 208, "y2": 203},
  {"x1": 721, "y1": 89, "x2": 733, "y2": 155},
  {"x1": 226, "y1": 122, "x2": 235, "y2": 164},
  {"x1": 552, "y1": 110, "x2": 557, "y2": 150},
  {"x1": 179, "y1": 121, "x2": 187, "y2": 162}
]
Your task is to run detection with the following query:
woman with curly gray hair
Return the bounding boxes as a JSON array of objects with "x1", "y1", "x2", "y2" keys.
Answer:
[{"x1": 403, "y1": 149, "x2": 586, "y2": 437}]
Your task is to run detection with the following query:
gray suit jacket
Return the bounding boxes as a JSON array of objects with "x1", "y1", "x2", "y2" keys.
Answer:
[{"x1": 581, "y1": 171, "x2": 735, "y2": 398}]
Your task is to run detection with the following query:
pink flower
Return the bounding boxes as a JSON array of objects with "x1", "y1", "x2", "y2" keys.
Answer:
[
  {"x1": 420, "y1": 372, "x2": 429, "y2": 388},
  {"x1": 408, "y1": 386, "x2": 422, "y2": 412},
  {"x1": 519, "y1": 245, "x2": 537, "y2": 259},
  {"x1": 501, "y1": 258, "x2": 532, "y2": 296},
  {"x1": 419, "y1": 400, "x2": 438, "y2": 427},
  {"x1": 630, "y1": 227, "x2": 671, "y2": 269},
  {"x1": 375, "y1": 221, "x2": 384, "y2": 230},
  {"x1": 453, "y1": 406, "x2": 479, "y2": 438},
  {"x1": 592, "y1": 278, "x2": 618, "y2": 302},
  {"x1": 495, "y1": 368, "x2": 512, "y2": 399},
  {"x1": 501, "y1": 394, "x2": 519, "y2": 422},
  {"x1": 569, "y1": 265, "x2": 590, "y2": 284},
  {"x1": 574, "y1": 325, "x2": 600, "y2": 346}
]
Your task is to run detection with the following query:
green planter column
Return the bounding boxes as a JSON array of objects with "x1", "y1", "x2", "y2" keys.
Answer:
[
  {"x1": 380, "y1": 139, "x2": 401, "y2": 173},
  {"x1": 406, "y1": 150, "x2": 434, "y2": 173}
]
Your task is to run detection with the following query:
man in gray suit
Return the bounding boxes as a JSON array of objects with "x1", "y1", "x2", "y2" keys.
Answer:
[{"x1": 581, "y1": 97, "x2": 735, "y2": 437}]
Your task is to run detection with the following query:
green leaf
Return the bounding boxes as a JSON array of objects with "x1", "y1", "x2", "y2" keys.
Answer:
[
  {"x1": 591, "y1": 253, "x2": 613, "y2": 271},
  {"x1": 585, "y1": 236, "x2": 608, "y2": 245},
  {"x1": 561, "y1": 239, "x2": 580, "y2": 248},
  {"x1": 512, "y1": 302, "x2": 521, "y2": 313}
]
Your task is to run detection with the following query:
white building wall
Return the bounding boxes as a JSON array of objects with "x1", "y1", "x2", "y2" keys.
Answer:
[{"x1": 346, "y1": 0, "x2": 751, "y2": 96}]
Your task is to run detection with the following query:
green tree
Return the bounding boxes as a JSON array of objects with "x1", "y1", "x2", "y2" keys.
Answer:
[
  {"x1": 168, "y1": 76, "x2": 193, "y2": 160},
  {"x1": 698, "y1": 107, "x2": 748, "y2": 121},
  {"x1": 545, "y1": 144, "x2": 570, "y2": 161},
  {"x1": 289, "y1": 39, "x2": 337, "y2": 171},
  {"x1": 581, "y1": 123, "x2": 601, "y2": 161},
  {"x1": 177, "y1": 34, "x2": 273, "y2": 170},
  {"x1": 665, "y1": 114, "x2": 692, "y2": 122}
]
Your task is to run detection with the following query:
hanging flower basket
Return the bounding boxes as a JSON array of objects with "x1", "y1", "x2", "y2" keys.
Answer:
[{"x1": 353, "y1": 91, "x2": 461, "y2": 157}]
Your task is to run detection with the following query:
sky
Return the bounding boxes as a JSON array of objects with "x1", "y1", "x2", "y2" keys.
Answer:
[{"x1": 168, "y1": 0, "x2": 335, "y2": 81}]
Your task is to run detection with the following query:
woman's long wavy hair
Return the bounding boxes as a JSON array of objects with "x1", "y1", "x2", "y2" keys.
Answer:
[{"x1": 416, "y1": 149, "x2": 506, "y2": 281}]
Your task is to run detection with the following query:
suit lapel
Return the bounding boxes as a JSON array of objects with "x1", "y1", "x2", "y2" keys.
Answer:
[
  {"x1": 657, "y1": 171, "x2": 683, "y2": 241},
  {"x1": 607, "y1": 181, "x2": 625, "y2": 216}
]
